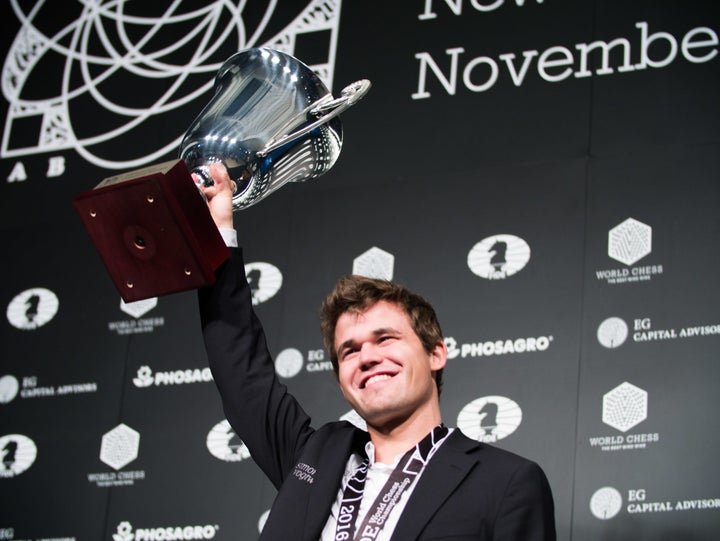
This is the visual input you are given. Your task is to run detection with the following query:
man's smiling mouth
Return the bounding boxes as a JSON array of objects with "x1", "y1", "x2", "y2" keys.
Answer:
[{"x1": 362, "y1": 373, "x2": 395, "y2": 389}]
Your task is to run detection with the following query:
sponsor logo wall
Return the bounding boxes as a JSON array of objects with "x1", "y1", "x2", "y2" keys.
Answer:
[{"x1": 1, "y1": 1, "x2": 718, "y2": 540}]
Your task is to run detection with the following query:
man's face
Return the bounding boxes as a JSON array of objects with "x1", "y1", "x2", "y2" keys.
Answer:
[{"x1": 334, "y1": 301, "x2": 446, "y2": 429}]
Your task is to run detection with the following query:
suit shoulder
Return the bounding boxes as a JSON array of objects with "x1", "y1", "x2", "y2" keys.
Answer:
[
  {"x1": 451, "y1": 429, "x2": 546, "y2": 473},
  {"x1": 305, "y1": 421, "x2": 369, "y2": 448}
]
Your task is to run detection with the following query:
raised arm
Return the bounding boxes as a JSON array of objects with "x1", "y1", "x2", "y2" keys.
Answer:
[{"x1": 197, "y1": 163, "x2": 314, "y2": 488}]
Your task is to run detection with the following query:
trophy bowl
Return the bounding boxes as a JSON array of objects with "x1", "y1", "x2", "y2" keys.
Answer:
[{"x1": 180, "y1": 47, "x2": 371, "y2": 211}]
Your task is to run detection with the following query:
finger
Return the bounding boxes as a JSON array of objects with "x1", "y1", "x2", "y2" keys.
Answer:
[{"x1": 209, "y1": 162, "x2": 232, "y2": 191}]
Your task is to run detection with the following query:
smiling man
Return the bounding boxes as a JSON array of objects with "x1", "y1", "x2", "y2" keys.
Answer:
[
  {"x1": 198, "y1": 163, "x2": 556, "y2": 540},
  {"x1": 322, "y1": 280, "x2": 448, "y2": 466}
]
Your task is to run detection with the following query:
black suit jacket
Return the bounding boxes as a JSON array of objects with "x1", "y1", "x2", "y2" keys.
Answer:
[{"x1": 199, "y1": 249, "x2": 556, "y2": 540}]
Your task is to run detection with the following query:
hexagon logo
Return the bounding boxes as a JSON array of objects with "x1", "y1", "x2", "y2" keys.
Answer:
[
  {"x1": 353, "y1": 247, "x2": 395, "y2": 280},
  {"x1": 100, "y1": 424, "x2": 140, "y2": 470},
  {"x1": 602, "y1": 382, "x2": 647, "y2": 432},
  {"x1": 608, "y1": 218, "x2": 652, "y2": 265},
  {"x1": 120, "y1": 297, "x2": 157, "y2": 319}
]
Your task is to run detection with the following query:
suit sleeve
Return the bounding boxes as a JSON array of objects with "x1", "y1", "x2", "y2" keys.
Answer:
[
  {"x1": 198, "y1": 248, "x2": 314, "y2": 488},
  {"x1": 493, "y1": 460, "x2": 556, "y2": 541}
]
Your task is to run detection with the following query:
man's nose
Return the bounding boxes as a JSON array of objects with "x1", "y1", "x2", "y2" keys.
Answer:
[{"x1": 358, "y1": 342, "x2": 381, "y2": 367}]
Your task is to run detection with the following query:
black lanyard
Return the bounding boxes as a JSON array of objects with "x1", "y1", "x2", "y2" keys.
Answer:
[{"x1": 334, "y1": 425, "x2": 449, "y2": 541}]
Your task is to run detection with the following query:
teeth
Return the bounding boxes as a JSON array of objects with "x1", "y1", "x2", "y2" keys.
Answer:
[{"x1": 365, "y1": 374, "x2": 392, "y2": 387}]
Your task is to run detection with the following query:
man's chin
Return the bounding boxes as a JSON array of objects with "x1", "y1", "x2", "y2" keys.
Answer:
[{"x1": 356, "y1": 404, "x2": 408, "y2": 431}]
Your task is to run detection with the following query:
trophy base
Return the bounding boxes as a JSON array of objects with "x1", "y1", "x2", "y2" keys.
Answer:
[{"x1": 73, "y1": 159, "x2": 230, "y2": 302}]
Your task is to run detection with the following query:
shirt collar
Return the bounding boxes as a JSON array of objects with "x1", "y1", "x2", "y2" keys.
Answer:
[{"x1": 364, "y1": 440, "x2": 407, "y2": 469}]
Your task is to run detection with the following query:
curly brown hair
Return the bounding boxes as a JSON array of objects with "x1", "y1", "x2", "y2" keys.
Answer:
[{"x1": 319, "y1": 275, "x2": 444, "y2": 395}]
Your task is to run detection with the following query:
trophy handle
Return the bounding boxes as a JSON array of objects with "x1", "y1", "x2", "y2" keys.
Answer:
[{"x1": 258, "y1": 79, "x2": 371, "y2": 157}]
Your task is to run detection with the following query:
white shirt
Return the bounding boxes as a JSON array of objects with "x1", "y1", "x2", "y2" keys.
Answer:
[{"x1": 219, "y1": 227, "x2": 238, "y2": 247}]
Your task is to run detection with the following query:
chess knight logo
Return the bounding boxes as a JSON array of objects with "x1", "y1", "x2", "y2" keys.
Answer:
[
  {"x1": 2, "y1": 0, "x2": 345, "y2": 170},
  {"x1": 456, "y1": 396, "x2": 523, "y2": 443}
]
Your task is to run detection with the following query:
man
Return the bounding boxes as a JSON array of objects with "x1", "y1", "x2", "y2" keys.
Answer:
[{"x1": 198, "y1": 163, "x2": 556, "y2": 540}]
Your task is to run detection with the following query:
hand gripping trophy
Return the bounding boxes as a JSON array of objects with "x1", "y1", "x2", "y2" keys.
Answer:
[{"x1": 73, "y1": 48, "x2": 370, "y2": 301}]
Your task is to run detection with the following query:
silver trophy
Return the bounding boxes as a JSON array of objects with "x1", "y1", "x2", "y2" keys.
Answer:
[
  {"x1": 74, "y1": 47, "x2": 370, "y2": 301},
  {"x1": 181, "y1": 47, "x2": 371, "y2": 211}
]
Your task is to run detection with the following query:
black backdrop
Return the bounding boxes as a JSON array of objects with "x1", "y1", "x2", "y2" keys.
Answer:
[{"x1": 1, "y1": 1, "x2": 719, "y2": 540}]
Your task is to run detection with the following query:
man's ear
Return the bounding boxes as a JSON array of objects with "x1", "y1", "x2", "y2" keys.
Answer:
[{"x1": 429, "y1": 339, "x2": 447, "y2": 372}]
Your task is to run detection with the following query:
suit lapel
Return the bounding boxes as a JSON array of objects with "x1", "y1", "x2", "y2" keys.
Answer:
[
  {"x1": 300, "y1": 427, "x2": 369, "y2": 541},
  {"x1": 390, "y1": 430, "x2": 481, "y2": 541}
]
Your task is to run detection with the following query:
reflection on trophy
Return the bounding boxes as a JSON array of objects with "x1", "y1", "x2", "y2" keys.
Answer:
[{"x1": 73, "y1": 48, "x2": 370, "y2": 302}]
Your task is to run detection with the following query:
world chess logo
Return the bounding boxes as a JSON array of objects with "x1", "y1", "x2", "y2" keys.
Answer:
[
  {"x1": 100, "y1": 423, "x2": 140, "y2": 470},
  {"x1": 608, "y1": 218, "x2": 652, "y2": 266},
  {"x1": 120, "y1": 297, "x2": 158, "y2": 319},
  {"x1": 353, "y1": 247, "x2": 395, "y2": 280},
  {"x1": 602, "y1": 382, "x2": 648, "y2": 433},
  {"x1": 2, "y1": 0, "x2": 344, "y2": 169}
]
